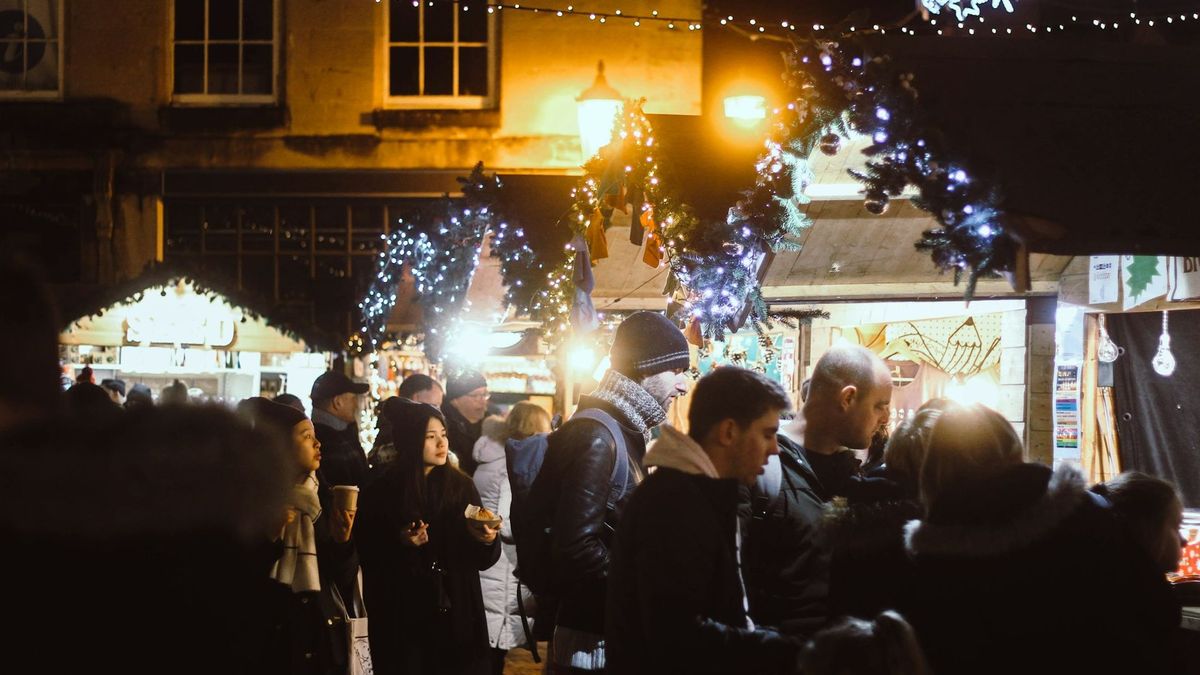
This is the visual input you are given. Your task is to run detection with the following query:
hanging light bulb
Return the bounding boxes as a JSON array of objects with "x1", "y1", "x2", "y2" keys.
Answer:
[
  {"x1": 1152, "y1": 311, "x2": 1176, "y2": 377},
  {"x1": 1097, "y1": 313, "x2": 1119, "y2": 363}
]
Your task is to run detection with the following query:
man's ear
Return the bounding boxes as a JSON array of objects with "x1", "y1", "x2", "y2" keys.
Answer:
[
  {"x1": 715, "y1": 418, "x2": 739, "y2": 447},
  {"x1": 838, "y1": 384, "x2": 858, "y2": 410}
]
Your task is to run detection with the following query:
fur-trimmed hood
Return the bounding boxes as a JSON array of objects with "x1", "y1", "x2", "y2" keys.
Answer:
[{"x1": 904, "y1": 463, "x2": 1089, "y2": 559}]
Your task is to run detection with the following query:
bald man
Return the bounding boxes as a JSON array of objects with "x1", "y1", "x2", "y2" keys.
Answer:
[{"x1": 739, "y1": 345, "x2": 893, "y2": 637}]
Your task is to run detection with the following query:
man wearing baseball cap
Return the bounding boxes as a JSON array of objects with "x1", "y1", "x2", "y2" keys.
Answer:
[
  {"x1": 528, "y1": 311, "x2": 691, "y2": 673},
  {"x1": 310, "y1": 370, "x2": 370, "y2": 488}
]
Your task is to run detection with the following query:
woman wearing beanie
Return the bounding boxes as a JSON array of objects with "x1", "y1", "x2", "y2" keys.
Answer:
[
  {"x1": 243, "y1": 397, "x2": 359, "y2": 675},
  {"x1": 356, "y1": 399, "x2": 501, "y2": 675}
]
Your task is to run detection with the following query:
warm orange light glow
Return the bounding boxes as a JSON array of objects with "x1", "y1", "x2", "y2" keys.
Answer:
[{"x1": 724, "y1": 95, "x2": 766, "y2": 122}]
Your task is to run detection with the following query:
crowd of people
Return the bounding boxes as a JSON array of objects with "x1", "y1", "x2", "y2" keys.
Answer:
[{"x1": 2, "y1": 258, "x2": 1193, "y2": 675}]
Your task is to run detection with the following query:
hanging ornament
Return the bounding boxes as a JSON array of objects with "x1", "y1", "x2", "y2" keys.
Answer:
[
  {"x1": 1152, "y1": 311, "x2": 1176, "y2": 377},
  {"x1": 819, "y1": 133, "x2": 842, "y2": 156},
  {"x1": 864, "y1": 191, "x2": 889, "y2": 215},
  {"x1": 1097, "y1": 313, "x2": 1119, "y2": 363}
]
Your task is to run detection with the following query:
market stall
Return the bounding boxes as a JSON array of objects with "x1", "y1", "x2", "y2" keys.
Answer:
[{"x1": 60, "y1": 273, "x2": 330, "y2": 409}]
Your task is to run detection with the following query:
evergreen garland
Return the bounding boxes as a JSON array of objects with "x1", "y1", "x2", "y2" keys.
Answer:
[
  {"x1": 358, "y1": 163, "x2": 499, "y2": 362},
  {"x1": 777, "y1": 38, "x2": 1017, "y2": 299}
]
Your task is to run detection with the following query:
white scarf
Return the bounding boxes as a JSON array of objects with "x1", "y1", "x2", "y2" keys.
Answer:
[{"x1": 271, "y1": 472, "x2": 322, "y2": 593}]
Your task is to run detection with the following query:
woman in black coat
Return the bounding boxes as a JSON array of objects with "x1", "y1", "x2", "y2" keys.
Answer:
[
  {"x1": 900, "y1": 403, "x2": 1179, "y2": 675},
  {"x1": 244, "y1": 397, "x2": 359, "y2": 675},
  {"x1": 356, "y1": 399, "x2": 501, "y2": 675}
]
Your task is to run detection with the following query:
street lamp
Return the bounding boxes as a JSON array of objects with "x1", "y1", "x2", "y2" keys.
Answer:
[{"x1": 576, "y1": 61, "x2": 624, "y2": 161}]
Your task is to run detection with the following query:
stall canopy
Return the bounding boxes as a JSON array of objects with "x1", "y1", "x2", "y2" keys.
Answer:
[{"x1": 59, "y1": 264, "x2": 334, "y2": 352}]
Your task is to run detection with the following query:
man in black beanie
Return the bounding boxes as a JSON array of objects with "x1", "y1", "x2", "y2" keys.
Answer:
[
  {"x1": 527, "y1": 311, "x2": 690, "y2": 673},
  {"x1": 443, "y1": 370, "x2": 489, "y2": 476}
]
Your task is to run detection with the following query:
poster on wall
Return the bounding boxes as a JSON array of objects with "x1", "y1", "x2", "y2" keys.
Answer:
[
  {"x1": 1168, "y1": 257, "x2": 1200, "y2": 302},
  {"x1": 1121, "y1": 255, "x2": 1169, "y2": 311},
  {"x1": 1088, "y1": 256, "x2": 1120, "y2": 305},
  {"x1": 1054, "y1": 364, "x2": 1080, "y2": 451}
]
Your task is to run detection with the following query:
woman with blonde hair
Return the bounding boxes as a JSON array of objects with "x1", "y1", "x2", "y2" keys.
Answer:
[
  {"x1": 473, "y1": 402, "x2": 552, "y2": 674},
  {"x1": 901, "y1": 403, "x2": 1179, "y2": 675}
]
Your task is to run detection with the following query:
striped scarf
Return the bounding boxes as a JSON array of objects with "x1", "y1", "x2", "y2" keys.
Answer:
[{"x1": 271, "y1": 472, "x2": 322, "y2": 593}]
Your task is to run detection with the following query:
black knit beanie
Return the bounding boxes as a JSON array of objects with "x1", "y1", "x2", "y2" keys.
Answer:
[
  {"x1": 445, "y1": 370, "x2": 487, "y2": 401},
  {"x1": 609, "y1": 311, "x2": 690, "y2": 378}
]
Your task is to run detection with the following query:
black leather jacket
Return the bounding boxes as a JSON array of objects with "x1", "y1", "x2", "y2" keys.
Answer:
[{"x1": 529, "y1": 397, "x2": 645, "y2": 634}]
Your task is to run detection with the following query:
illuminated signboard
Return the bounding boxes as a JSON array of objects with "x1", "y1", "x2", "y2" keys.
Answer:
[{"x1": 921, "y1": 0, "x2": 1016, "y2": 22}]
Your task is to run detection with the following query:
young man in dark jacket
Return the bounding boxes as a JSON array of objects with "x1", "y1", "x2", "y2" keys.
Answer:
[
  {"x1": 529, "y1": 311, "x2": 690, "y2": 673},
  {"x1": 310, "y1": 370, "x2": 370, "y2": 488},
  {"x1": 740, "y1": 345, "x2": 893, "y2": 637},
  {"x1": 607, "y1": 367, "x2": 801, "y2": 675}
]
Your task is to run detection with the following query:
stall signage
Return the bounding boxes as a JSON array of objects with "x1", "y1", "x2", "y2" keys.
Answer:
[
  {"x1": 125, "y1": 315, "x2": 236, "y2": 348},
  {"x1": 1054, "y1": 364, "x2": 1080, "y2": 451},
  {"x1": 1088, "y1": 256, "x2": 1119, "y2": 305},
  {"x1": 920, "y1": 0, "x2": 1015, "y2": 22},
  {"x1": 1121, "y1": 255, "x2": 1168, "y2": 311},
  {"x1": 1168, "y1": 257, "x2": 1200, "y2": 302}
]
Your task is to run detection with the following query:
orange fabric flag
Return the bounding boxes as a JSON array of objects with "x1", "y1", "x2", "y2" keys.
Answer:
[
  {"x1": 685, "y1": 318, "x2": 704, "y2": 347},
  {"x1": 640, "y1": 208, "x2": 663, "y2": 268},
  {"x1": 586, "y1": 207, "x2": 609, "y2": 264}
]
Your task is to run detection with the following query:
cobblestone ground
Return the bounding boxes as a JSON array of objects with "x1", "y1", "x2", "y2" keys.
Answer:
[{"x1": 503, "y1": 642, "x2": 547, "y2": 675}]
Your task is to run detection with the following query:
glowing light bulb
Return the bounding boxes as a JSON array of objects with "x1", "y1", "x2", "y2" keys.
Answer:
[
  {"x1": 1152, "y1": 311, "x2": 1176, "y2": 376},
  {"x1": 1097, "y1": 314, "x2": 1120, "y2": 363}
]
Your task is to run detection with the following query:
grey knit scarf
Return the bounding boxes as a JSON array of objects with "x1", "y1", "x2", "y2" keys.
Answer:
[{"x1": 588, "y1": 370, "x2": 667, "y2": 437}]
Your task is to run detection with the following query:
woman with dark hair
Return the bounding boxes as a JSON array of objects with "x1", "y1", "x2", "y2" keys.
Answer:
[
  {"x1": 356, "y1": 399, "x2": 501, "y2": 675},
  {"x1": 243, "y1": 397, "x2": 358, "y2": 675},
  {"x1": 1095, "y1": 471, "x2": 1186, "y2": 574}
]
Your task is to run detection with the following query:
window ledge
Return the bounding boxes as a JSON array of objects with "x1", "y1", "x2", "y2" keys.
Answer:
[
  {"x1": 368, "y1": 108, "x2": 500, "y2": 130},
  {"x1": 158, "y1": 104, "x2": 288, "y2": 132}
]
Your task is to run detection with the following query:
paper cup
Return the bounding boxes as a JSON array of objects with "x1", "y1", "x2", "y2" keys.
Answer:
[{"x1": 332, "y1": 485, "x2": 360, "y2": 511}]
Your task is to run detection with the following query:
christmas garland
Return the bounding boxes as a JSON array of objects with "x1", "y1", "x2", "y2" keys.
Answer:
[
  {"x1": 773, "y1": 38, "x2": 1016, "y2": 299},
  {"x1": 358, "y1": 163, "x2": 500, "y2": 362}
]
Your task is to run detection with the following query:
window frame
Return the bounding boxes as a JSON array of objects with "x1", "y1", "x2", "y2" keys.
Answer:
[
  {"x1": 0, "y1": 0, "x2": 65, "y2": 100},
  {"x1": 383, "y1": 0, "x2": 497, "y2": 110},
  {"x1": 169, "y1": 0, "x2": 280, "y2": 106}
]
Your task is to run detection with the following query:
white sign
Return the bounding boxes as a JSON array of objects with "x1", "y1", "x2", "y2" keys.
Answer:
[
  {"x1": 1121, "y1": 255, "x2": 1169, "y2": 311},
  {"x1": 125, "y1": 315, "x2": 236, "y2": 347},
  {"x1": 1169, "y1": 257, "x2": 1200, "y2": 302},
  {"x1": 920, "y1": 0, "x2": 1015, "y2": 22},
  {"x1": 1088, "y1": 255, "x2": 1120, "y2": 305}
]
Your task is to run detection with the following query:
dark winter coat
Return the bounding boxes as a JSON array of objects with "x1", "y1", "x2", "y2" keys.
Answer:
[
  {"x1": 820, "y1": 491, "x2": 922, "y2": 621},
  {"x1": 313, "y1": 416, "x2": 368, "y2": 488},
  {"x1": 739, "y1": 434, "x2": 844, "y2": 637},
  {"x1": 606, "y1": 428, "x2": 801, "y2": 675},
  {"x1": 276, "y1": 481, "x2": 360, "y2": 675},
  {"x1": 901, "y1": 462, "x2": 1181, "y2": 675},
  {"x1": 443, "y1": 403, "x2": 483, "y2": 476},
  {"x1": 356, "y1": 463, "x2": 501, "y2": 675},
  {"x1": 526, "y1": 395, "x2": 644, "y2": 635}
]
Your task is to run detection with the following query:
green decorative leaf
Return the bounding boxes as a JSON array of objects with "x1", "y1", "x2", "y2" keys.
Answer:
[{"x1": 1125, "y1": 256, "x2": 1162, "y2": 301}]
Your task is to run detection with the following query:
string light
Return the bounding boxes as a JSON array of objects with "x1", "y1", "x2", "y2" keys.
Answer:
[{"x1": 379, "y1": 1, "x2": 1200, "y2": 39}]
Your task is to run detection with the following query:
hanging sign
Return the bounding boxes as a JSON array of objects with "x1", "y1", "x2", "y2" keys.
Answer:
[
  {"x1": 1088, "y1": 256, "x2": 1120, "y2": 305},
  {"x1": 920, "y1": 0, "x2": 1015, "y2": 22},
  {"x1": 1168, "y1": 257, "x2": 1200, "y2": 302},
  {"x1": 1121, "y1": 255, "x2": 1168, "y2": 311},
  {"x1": 1054, "y1": 364, "x2": 1080, "y2": 451}
]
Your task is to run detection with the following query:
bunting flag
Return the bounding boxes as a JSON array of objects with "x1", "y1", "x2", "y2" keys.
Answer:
[
  {"x1": 641, "y1": 208, "x2": 664, "y2": 268},
  {"x1": 586, "y1": 207, "x2": 609, "y2": 264}
]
